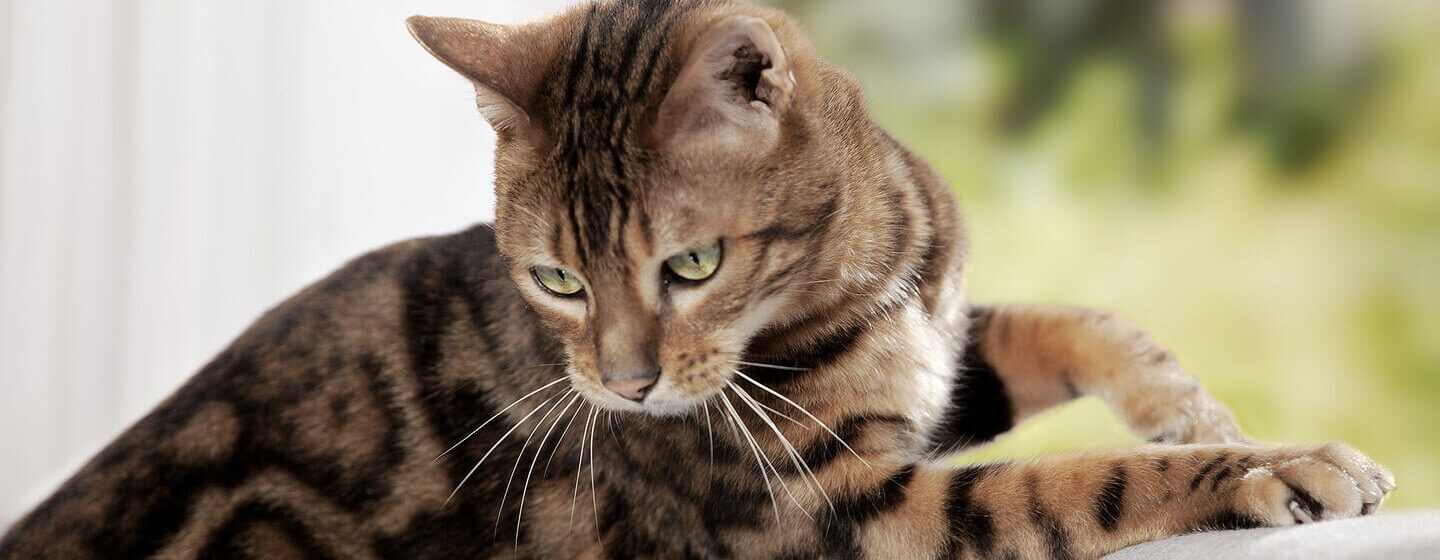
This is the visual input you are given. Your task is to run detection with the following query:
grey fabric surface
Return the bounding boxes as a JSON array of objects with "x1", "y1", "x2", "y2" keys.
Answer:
[{"x1": 1103, "y1": 510, "x2": 1440, "y2": 560}]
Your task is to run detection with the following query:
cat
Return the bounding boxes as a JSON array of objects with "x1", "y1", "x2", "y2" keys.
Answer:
[{"x1": 0, "y1": 0, "x2": 1394, "y2": 558}]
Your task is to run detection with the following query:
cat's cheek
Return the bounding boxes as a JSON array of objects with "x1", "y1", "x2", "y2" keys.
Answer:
[{"x1": 730, "y1": 294, "x2": 791, "y2": 340}]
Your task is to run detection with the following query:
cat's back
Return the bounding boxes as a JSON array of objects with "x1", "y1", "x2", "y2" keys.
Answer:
[{"x1": 0, "y1": 224, "x2": 557, "y2": 559}]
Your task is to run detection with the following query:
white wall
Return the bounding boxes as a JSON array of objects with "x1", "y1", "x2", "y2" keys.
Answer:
[{"x1": 0, "y1": 0, "x2": 570, "y2": 529}]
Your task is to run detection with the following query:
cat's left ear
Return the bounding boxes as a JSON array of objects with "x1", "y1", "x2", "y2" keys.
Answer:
[
  {"x1": 651, "y1": 15, "x2": 796, "y2": 157},
  {"x1": 407, "y1": 15, "x2": 559, "y2": 134}
]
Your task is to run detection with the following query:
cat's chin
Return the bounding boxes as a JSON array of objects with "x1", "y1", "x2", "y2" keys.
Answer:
[
  {"x1": 574, "y1": 390, "x2": 696, "y2": 417},
  {"x1": 631, "y1": 392, "x2": 711, "y2": 418},
  {"x1": 638, "y1": 401, "x2": 705, "y2": 418}
]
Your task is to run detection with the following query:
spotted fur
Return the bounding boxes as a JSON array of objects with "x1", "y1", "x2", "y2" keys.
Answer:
[{"x1": 0, "y1": 1, "x2": 1393, "y2": 558}]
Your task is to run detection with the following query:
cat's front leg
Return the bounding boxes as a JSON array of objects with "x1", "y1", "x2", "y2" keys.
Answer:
[
  {"x1": 836, "y1": 443, "x2": 1394, "y2": 560},
  {"x1": 933, "y1": 304, "x2": 1249, "y2": 452}
]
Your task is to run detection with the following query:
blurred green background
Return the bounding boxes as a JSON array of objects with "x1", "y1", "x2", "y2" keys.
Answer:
[{"x1": 761, "y1": 0, "x2": 1440, "y2": 509}]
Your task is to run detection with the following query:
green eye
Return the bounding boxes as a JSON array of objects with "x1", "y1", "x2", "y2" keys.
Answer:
[
  {"x1": 664, "y1": 240, "x2": 722, "y2": 282},
  {"x1": 533, "y1": 266, "x2": 584, "y2": 296}
]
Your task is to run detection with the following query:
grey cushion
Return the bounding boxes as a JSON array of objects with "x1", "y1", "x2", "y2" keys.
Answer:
[{"x1": 1103, "y1": 510, "x2": 1440, "y2": 560}]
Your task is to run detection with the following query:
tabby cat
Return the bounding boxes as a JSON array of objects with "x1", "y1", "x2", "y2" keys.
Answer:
[{"x1": 0, "y1": 0, "x2": 1394, "y2": 558}]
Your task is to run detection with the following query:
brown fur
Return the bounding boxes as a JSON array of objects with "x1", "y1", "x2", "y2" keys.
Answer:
[{"x1": 0, "y1": 1, "x2": 1392, "y2": 558}]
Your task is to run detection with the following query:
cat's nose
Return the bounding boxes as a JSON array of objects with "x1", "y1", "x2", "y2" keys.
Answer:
[{"x1": 602, "y1": 372, "x2": 658, "y2": 402}]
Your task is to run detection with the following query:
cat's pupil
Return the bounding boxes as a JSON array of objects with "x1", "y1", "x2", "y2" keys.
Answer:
[{"x1": 688, "y1": 252, "x2": 699, "y2": 265}]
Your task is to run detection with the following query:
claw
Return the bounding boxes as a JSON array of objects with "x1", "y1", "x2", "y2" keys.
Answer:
[{"x1": 1288, "y1": 499, "x2": 1316, "y2": 524}]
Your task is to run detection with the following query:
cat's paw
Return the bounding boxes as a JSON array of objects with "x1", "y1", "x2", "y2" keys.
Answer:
[
  {"x1": 1233, "y1": 442, "x2": 1395, "y2": 525},
  {"x1": 1146, "y1": 412, "x2": 1249, "y2": 445},
  {"x1": 1141, "y1": 392, "x2": 1252, "y2": 445}
]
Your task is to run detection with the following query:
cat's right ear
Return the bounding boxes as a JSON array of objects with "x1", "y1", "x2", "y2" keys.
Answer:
[
  {"x1": 651, "y1": 15, "x2": 797, "y2": 158},
  {"x1": 406, "y1": 15, "x2": 559, "y2": 135}
]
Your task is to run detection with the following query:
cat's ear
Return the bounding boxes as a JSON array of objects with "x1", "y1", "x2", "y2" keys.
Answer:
[
  {"x1": 652, "y1": 15, "x2": 796, "y2": 156},
  {"x1": 406, "y1": 15, "x2": 558, "y2": 133}
]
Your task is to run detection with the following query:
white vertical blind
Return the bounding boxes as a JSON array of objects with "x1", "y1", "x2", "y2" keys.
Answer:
[{"x1": 0, "y1": 0, "x2": 570, "y2": 529}]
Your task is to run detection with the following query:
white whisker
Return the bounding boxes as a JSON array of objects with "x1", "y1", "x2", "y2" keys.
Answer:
[
  {"x1": 734, "y1": 370, "x2": 871, "y2": 468},
  {"x1": 789, "y1": 279, "x2": 842, "y2": 286},
  {"x1": 495, "y1": 389, "x2": 573, "y2": 533},
  {"x1": 734, "y1": 360, "x2": 810, "y2": 372},
  {"x1": 434, "y1": 376, "x2": 568, "y2": 464},
  {"x1": 703, "y1": 402, "x2": 715, "y2": 477},
  {"x1": 606, "y1": 410, "x2": 621, "y2": 447},
  {"x1": 752, "y1": 399, "x2": 807, "y2": 428},
  {"x1": 570, "y1": 405, "x2": 593, "y2": 531},
  {"x1": 588, "y1": 407, "x2": 601, "y2": 543},
  {"x1": 718, "y1": 390, "x2": 784, "y2": 526},
  {"x1": 445, "y1": 384, "x2": 566, "y2": 506},
  {"x1": 546, "y1": 396, "x2": 587, "y2": 473},
  {"x1": 728, "y1": 381, "x2": 834, "y2": 514},
  {"x1": 516, "y1": 391, "x2": 582, "y2": 546}
]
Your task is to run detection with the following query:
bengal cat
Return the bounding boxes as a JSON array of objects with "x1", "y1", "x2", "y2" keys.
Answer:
[{"x1": 0, "y1": 1, "x2": 1394, "y2": 558}]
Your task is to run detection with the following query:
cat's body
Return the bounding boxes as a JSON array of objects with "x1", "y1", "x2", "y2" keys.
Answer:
[{"x1": 0, "y1": 1, "x2": 1392, "y2": 558}]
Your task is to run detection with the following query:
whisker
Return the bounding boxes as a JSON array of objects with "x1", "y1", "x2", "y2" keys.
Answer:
[
  {"x1": 703, "y1": 402, "x2": 715, "y2": 478},
  {"x1": 752, "y1": 399, "x2": 807, "y2": 428},
  {"x1": 727, "y1": 387, "x2": 812, "y2": 518},
  {"x1": 718, "y1": 390, "x2": 784, "y2": 526},
  {"x1": 570, "y1": 405, "x2": 593, "y2": 531},
  {"x1": 434, "y1": 376, "x2": 568, "y2": 465},
  {"x1": 545, "y1": 396, "x2": 587, "y2": 473},
  {"x1": 789, "y1": 279, "x2": 841, "y2": 286},
  {"x1": 734, "y1": 370, "x2": 871, "y2": 468},
  {"x1": 722, "y1": 404, "x2": 742, "y2": 442},
  {"x1": 588, "y1": 407, "x2": 601, "y2": 543},
  {"x1": 734, "y1": 360, "x2": 810, "y2": 372},
  {"x1": 728, "y1": 381, "x2": 833, "y2": 515},
  {"x1": 516, "y1": 391, "x2": 582, "y2": 546},
  {"x1": 606, "y1": 410, "x2": 622, "y2": 448},
  {"x1": 495, "y1": 388, "x2": 573, "y2": 534},
  {"x1": 446, "y1": 385, "x2": 566, "y2": 506}
]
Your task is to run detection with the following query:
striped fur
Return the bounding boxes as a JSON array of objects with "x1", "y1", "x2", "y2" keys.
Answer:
[{"x1": 1, "y1": 1, "x2": 1392, "y2": 558}]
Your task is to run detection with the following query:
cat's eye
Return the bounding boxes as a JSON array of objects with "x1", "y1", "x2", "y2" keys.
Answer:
[
  {"x1": 664, "y1": 240, "x2": 722, "y2": 282},
  {"x1": 532, "y1": 266, "x2": 584, "y2": 296}
]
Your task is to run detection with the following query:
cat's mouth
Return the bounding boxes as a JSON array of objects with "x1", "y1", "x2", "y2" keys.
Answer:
[
  {"x1": 568, "y1": 366, "x2": 732, "y2": 417},
  {"x1": 574, "y1": 359, "x2": 807, "y2": 421}
]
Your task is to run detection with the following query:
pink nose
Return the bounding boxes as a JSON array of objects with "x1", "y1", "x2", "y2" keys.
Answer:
[{"x1": 603, "y1": 376, "x2": 657, "y2": 401}]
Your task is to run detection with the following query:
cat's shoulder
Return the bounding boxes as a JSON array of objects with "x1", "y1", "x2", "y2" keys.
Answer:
[{"x1": 228, "y1": 223, "x2": 517, "y2": 353}]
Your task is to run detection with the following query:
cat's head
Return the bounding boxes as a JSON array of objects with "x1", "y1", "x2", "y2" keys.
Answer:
[{"x1": 409, "y1": 0, "x2": 931, "y2": 416}]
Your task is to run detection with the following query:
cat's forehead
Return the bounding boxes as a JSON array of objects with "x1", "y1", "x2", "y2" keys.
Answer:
[
  {"x1": 503, "y1": 160, "x2": 735, "y2": 265},
  {"x1": 534, "y1": 0, "x2": 702, "y2": 152}
]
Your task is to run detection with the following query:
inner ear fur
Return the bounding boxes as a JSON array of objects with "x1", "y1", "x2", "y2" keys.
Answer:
[{"x1": 652, "y1": 15, "x2": 796, "y2": 157}]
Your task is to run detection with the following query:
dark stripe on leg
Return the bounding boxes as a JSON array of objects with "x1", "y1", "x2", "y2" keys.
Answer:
[
  {"x1": 924, "y1": 309, "x2": 1014, "y2": 454},
  {"x1": 1027, "y1": 472, "x2": 1074, "y2": 560},
  {"x1": 942, "y1": 465, "x2": 1000, "y2": 558},
  {"x1": 1095, "y1": 464, "x2": 1128, "y2": 532},
  {"x1": 1209, "y1": 466, "x2": 1233, "y2": 492},
  {"x1": 820, "y1": 465, "x2": 916, "y2": 558},
  {"x1": 1190, "y1": 455, "x2": 1227, "y2": 492}
]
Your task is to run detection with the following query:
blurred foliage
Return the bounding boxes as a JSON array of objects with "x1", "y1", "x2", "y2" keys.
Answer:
[{"x1": 760, "y1": 0, "x2": 1440, "y2": 508}]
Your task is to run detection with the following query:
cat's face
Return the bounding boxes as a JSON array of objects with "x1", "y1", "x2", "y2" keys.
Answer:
[
  {"x1": 410, "y1": 1, "x2": 863, "y2": 415},
  {"x1": 497, "y1": 161, "x2": 791, "y2": 415}
]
